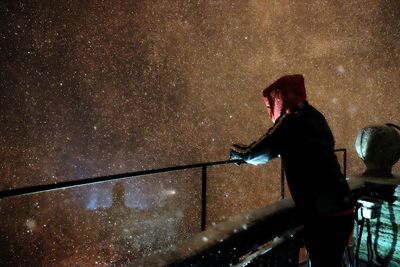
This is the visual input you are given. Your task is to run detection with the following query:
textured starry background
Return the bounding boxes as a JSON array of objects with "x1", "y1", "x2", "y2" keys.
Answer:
[{"x1": 0, "y1": 0, "x2": 399, "y2": 265}]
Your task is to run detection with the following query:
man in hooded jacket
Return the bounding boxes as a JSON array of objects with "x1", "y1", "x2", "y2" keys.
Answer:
[{"x1": 230, "y1": 74, "x2": 354, "y2": 267}]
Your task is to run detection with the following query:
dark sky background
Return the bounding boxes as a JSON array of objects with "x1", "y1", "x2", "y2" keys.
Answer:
[{"x1": 0, "y1": 0, "x2": 399, "y2": 265}]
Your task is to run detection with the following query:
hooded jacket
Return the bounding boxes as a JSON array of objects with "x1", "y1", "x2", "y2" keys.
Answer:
[
  {"x1": 231, "y1": 75, "x2": 353, "y2": 216},
  {"x1": 263, "y1": 74, "x2": 307, "y2": 122}
]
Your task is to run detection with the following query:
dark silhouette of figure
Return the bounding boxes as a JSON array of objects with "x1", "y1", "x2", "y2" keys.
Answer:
[{"x1": 230, "y1": 74, "x2": 354, "y2": 267}]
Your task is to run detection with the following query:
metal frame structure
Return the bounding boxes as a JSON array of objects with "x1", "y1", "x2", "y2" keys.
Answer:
[{"x1": 0, "y1": 149, "x2": 346, "y2": 232}]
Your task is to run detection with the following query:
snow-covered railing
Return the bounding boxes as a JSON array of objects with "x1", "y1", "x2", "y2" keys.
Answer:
[
  {"x1": 133, "y1": 171, "x2": 398, "y2": 267},
  {"x1": 129, "y1": 197, "x2": 303, "y2": 267}
]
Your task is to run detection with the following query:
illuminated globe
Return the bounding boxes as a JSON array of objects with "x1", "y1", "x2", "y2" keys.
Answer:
[{"x1": 355, "y1": 124, "x2": 400, "y2": 176}]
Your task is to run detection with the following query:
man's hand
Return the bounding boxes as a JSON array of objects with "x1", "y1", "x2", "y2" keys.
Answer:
[
  {"x1": 229, "y1": 149, "x2": 244, "y2": 160},
  {"x1": 230, "y1": 143, "x2": 251, "y2": 165},
  {"x1": 229, "y1": 149, "x2": 245, "y2": 165}
]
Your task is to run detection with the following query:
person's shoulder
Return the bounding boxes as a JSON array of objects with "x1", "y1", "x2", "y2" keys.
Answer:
[
  {"x1": 302, "y1": 102, "x2": 322, "y2": 114},
  {"x1": 304, "y1": 103, "x2": 328, "y2": 121},
  {"x1": 273, "y1": 112, "x2": 297, "y2": 130},
  {"x1": 281, "y1": 111, "x2": 300, "y2": 122}
]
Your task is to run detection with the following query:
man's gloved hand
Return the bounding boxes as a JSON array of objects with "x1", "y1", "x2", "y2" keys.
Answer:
[
  {"x1": 229, "y1": 150, "x2": 244, "y2": 165},
  {"x1": 229, "y1": 143, "x2": 250, "y2": 165},
  {"x1": 229, "y1": 149, "x2": 243, "y2": 160}
]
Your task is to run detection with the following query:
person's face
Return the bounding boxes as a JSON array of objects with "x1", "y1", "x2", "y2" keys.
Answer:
[{"x1": 266, "y1": 89, "x2": 284, "y2": 123}]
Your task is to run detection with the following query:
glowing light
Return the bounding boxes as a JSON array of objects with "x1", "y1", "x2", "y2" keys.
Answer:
[{"x1": 163, "y1": 189, "x2": 176, "y2": 196}]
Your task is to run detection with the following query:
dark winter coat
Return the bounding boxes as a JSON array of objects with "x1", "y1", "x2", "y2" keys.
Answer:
[{"x1": 233, "y1": 101, "x2": 353, "y2": 216}]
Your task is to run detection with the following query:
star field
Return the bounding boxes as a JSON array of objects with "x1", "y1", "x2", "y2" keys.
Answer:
[{"x1": 0, "y1": 1, "x2": 399, "y2": 265}]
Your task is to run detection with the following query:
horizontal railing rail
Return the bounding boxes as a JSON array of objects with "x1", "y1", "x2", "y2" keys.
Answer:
[
  {"x1": 0, "y1": 158, "x2": 242, "y2": 231},
  {"x1": 0, "y1": 159, "x2": 242, "y2": 200},
  {"x1": 0, "y1": 149, "x2": 347, "y2": 199},
  {"x1": 233, "y1": 225, "x2": 304, "y2": 267},
  {"x1": 0, "y1": 148, "x2": 346, "y2": 232}
]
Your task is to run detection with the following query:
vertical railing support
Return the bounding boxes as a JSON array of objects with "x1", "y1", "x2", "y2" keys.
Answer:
[
  {"x1": 201, "y1": 165, "x2": 207, "y2": 231},
  {"x1": 280, "y1": 160, "x2": 285, "y2": 200},
  {"x1": 343, "y1": 149, "x2": 347, "y2": 178}
]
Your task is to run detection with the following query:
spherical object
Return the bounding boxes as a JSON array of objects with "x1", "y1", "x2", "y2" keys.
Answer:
[{"x1": 355, "y1": 124, "x2": 400, "y2": 176}]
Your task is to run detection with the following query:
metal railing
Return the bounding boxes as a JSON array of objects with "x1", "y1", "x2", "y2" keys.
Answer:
[
  {"x1": 0, "y1": 149, "x2": 347, "y2": 232},
  {"x1": 0, "y1": 159, "x2": 241, "y2": 232}
]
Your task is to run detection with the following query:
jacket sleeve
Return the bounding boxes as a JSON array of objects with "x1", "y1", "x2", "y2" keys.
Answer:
[{"x1": 232, "y1": 114, "x2": 289, "y2": 165}]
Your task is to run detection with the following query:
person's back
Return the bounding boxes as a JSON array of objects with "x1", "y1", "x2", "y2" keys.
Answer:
[{"x1": 278, "y1": 102, "x2": 353, "y2": 216}]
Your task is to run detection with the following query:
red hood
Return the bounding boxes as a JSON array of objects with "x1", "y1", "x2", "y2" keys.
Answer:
[{"x1": 262, "y1": 74, "x2": 307, "y2": 122}]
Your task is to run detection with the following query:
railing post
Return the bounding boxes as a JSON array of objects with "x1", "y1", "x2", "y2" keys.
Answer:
[
  {"x1": 343, "y1": 149, "x2": 347, "y2": 178},
  {"x1": 280, "y1": 160, "x2": 285, "y2": 200},
  {"x1": 201, "y1": 165, "x2": 207, "y2": 231}
]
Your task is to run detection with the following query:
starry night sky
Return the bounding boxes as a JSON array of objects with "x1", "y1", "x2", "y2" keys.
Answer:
[{"x1": 0, "y1": 0, "x2": 399, "y2": 265}]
